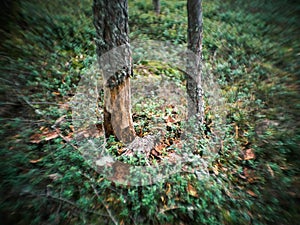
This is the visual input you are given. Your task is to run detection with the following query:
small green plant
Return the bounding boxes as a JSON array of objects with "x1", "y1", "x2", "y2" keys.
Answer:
[{"x1": 1, "y1": 0, "x2": 299, "y2": 224}]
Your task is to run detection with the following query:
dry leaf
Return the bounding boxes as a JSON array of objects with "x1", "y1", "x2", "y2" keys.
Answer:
[
  {"x1": 235, "y1": 125, "x2": 239, "y2": 138},
  {"x1": 30, "y1": 133, "x2": 43, "y2": 143},
  {"x1": 212, "y1": 164, "x2": 219, "y2": 175},
  {"x1": 69, "y1": 125, "x2": 74, "y2": 132},
  {"x1": 48, "y1": 173, "x2": 62, "y2": 181},
  {"x1": 165, "y1": 115, "x2": 177, "y2": 126},
  {"x1": 39, "y1": 126, "x2": 46, "y2": 131},
  {"x1": 244, "y1": 149, "x2": 255, "y2": 160},
  {"x1": 118, "y1": 148, "x2": 125, "y2": 155},
  {"x1": 106, "y1": 197, "x2": 115, "y2": 202},
  {"x1": 29, "y1": 158, "x2": 43, "y2": 164},
  {"x1": 44, "y1": 131, "x2": 60, "y2": 141},
  {"x1": 246, "y1": 190, "x2": 257, "y2": 197},
  {"x1": 64, "y1": 132, "x2": 73, "y2": 142},
  {"x1": 166, "y1": 183, "x2": 171, "y2": 195},
  {"x1": 30, "y1": 130, "x2": 59, "y2": 143},
  {"x1": 243, "y1": 167, "x2": 257, "y2": 183},
  {"x1": 165, "y1": 115, "x2": 176, "y2": 123},
  {"x1": 151, "y1": 149, "x2": 160, "y2": 158},
  {"x1": 52, "y1": 91, "x2": 61, "y2": 96},
  {"x1": 154, "y1": 143, "x2": 166, "y2": 153},
  {"x1": 187, "y1": 182, "x2": 198, "y2": 197},
  {"x1": 266, "y1": 164, "x2": 274, "y2": 177}
]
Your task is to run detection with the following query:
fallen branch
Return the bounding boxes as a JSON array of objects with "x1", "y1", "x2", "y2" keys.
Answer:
[{"x1": 82, "y1": 173, "x2": 119, "y2": 225}]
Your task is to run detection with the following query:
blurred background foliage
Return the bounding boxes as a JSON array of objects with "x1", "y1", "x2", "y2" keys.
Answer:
[{"x1": 0, "y1": 0, "x2": 299, "y2": 224}]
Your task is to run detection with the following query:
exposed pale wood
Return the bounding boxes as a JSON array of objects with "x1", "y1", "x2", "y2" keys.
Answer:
[
  {"x1": 93, "y1": 0, "x2": 136, "y2": 143},
  {"x1": 103, "y1": 76, "x2": 135, "y2": 143}
]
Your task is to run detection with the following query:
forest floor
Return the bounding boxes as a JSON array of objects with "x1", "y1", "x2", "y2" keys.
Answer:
[{"x1": 0, "y1": 0, "x2": 299, "y2": 224}]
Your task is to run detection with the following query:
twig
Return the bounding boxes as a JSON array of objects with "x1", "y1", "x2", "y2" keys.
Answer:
[
  {"x1": 82, "y1": 173, "x2": 119, "y2": 225},
  {"x1": 0, "y1": 77, "x2": 16, "y2": 85},
  {"x1": 53, "y1": 127, "x2": 78, "y2": 150}
]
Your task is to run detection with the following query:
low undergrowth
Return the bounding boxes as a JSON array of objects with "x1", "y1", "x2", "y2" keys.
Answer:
[{"x1": 0, "y1": 0, "x2": 299, "y2": 224}]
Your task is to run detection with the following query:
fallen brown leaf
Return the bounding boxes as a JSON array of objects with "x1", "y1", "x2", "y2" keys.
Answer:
[
  {"x1": 266, "y1": 164, "x2": 274, "y2": 177},
  {"x1": 166, "y1": 183, "x2": 171, "y2": 195},
  {"x1": 29, "y1": 158, "x2": 43, "y2": 164},
  {"x1": 212, "y1": 164, "x2": 219, "y2": 175},
  {"x1": 30, "y1": 130, "x2": 59, "y2": 143},
  {"x1": 118, "y1": 148, "x2": 126, "y2": 155},
  {"x1": 235, "y1": 124, "x2": 239, "y2": 138},
  {"x1": 243, "y1": 167, "x2": 258, "y2": 183},
  {"x1": 155, "y1": 143, "x2": 166, "y2": 153},
  {"x1": 246, "y1": 190, "x2": 257, "y2": 197},
  {"x1": 52, "y1": 91, "x2": 61, "y2": 96},
  {"x1": 187, "y1": 182, "x2": 198, "y2": 197},
  {"x1": 165, "y1": 115, "x2": 177, "y2": 126},
  {"x1": 151, "y1": 149, "x2": 160, "y2": 158},
  {"x1": 44, "y1": 131, "x2": 60, "y2": 141},
  {"x1": 244, "y1": 149, "x2": 255, "y2": 160}
]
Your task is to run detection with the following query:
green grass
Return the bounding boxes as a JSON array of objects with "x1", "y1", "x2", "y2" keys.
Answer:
[{"x1": 0, "y1": 0, "x2": 299, "y2": 224}]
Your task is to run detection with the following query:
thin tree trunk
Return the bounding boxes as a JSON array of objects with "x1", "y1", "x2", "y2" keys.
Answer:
[
  {"x1": 186, "y1": 0, "x2": 204, "y2": 123},
  {"x1": 152, "y1": 0, "x2": 160, "y2": 15},
  {"x1": 93, "y1": 0, "x2": 135, "y2": 143}
]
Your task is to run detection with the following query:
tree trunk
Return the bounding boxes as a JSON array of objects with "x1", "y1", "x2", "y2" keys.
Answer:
[
  {"x1": 152, "y1": 0, "x2": 160, "y2": 15},
  {"x1": 93, "y1": 0, "x2": 135, "y2": 143},
  {"x1": 186, "y1": 0, "x2": 204, "y2": 123}
]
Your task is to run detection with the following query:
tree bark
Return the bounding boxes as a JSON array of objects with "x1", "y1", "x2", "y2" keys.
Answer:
[
  {"x1": 152, "y1": 0, "x2": 160, "y2": 15},
  {"x1": 186, "y1": 0, "x2": 204, "y2": 124},
  {"x1": 93, "y1": 0, "x2": 135, "y2": 143}
]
